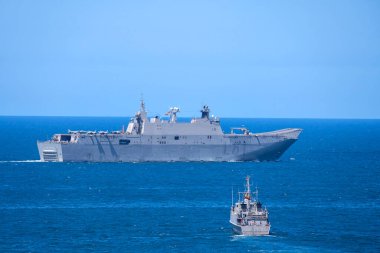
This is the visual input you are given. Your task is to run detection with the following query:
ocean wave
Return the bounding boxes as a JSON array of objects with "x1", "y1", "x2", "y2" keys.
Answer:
[
  {"x1": 0, "y1": 202, "x2": 230, "y2": 210},
  {"x1": 268, "y1": 202, "x2": 380, "y2": 209},
  {"x1": 0, "y1": 160, "x2": 42, "y2": 163},
  {"x1": 1, "y1": 201, "x2": 378, "y2": 210}
]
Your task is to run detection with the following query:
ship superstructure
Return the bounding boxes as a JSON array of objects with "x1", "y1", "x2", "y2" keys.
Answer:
[
  {"x1": 37, "y1": 100, "x2": 301, "y2": 162},
  {"x1": 230, "y1": 176, "x2": 270, "y2": 236}
]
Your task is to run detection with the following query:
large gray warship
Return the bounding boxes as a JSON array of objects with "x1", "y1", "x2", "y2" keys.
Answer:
[
  {"x1": 37, "y1": 100, "x2": 301, "y2": 162},
  {"x1": 230, "y1": 176, "x2": 270, "y2": 236}
]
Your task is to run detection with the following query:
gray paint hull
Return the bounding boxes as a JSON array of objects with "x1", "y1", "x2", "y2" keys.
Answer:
[
  {"x1": 38, "y1": 138, "x2": 297, "y2": 162},
  {"x1": 230, "y1": 222, "x2": 270, "y2": 236}
]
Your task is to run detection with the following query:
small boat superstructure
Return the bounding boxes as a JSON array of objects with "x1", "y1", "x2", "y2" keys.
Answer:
[{"x1": 230, "y1": 176, "x2": 270, "y2": 236}]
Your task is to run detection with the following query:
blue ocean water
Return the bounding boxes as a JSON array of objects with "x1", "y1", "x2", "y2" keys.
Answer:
[{"x1": 0, "y1": 116, "x2": 379, "y2": 252}]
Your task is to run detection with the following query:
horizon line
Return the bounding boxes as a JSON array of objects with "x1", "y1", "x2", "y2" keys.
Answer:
[{"x1": 0, "y1": 115, "x2": 379, "y2": 120}]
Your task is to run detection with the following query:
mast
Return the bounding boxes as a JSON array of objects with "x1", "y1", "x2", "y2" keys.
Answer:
[
  {"x1": 245, "y1": 176, "x2": 251, "y2": 208},
  {"x1": 134, "y1": 99, "x2": 147, "y2": 135},
  {"x1": 139, "y1": 98, "x2": 147, "y2": 121},
  {"x1": 231, "y1": 186, "x2": 234, "y2": 206},
  {"x1": 246, "y1": 176, "x2": 251, "y2": 194}
]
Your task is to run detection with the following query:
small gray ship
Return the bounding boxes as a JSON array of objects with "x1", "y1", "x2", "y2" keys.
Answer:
[
  {"x1": 230, "y1": 176, "x2": 270, "y2": 236},
  {"x1": 37, "y1": 100, "x2": 301, "y2": 162}
]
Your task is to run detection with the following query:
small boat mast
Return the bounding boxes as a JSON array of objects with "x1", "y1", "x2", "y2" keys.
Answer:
[{"x1": 233, "y1": 176, "x2": 259, "y2": 208}]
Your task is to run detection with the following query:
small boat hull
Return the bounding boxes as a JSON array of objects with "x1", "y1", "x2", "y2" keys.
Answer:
[{"x1": 230, "y1": 221, "x2": 270, "y2": 236}]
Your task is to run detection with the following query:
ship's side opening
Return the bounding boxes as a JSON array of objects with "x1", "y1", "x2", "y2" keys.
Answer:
[{"x1": 119, "y1": 139, "x2": 131, "y2": 145}]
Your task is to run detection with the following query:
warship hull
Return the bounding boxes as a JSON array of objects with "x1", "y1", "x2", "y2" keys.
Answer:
[
  {"x1": 37, "y1": 134, "x2": 298, "y2": 162},
  {"x1": 36, "y1": 101, "x2": 301, "y2": 162},
  {"x1": 230, "y1": 222, "x2": 270, "y2": 236}
]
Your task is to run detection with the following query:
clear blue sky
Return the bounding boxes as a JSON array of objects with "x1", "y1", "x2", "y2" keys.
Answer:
[{"x1": 1, "y1": 0, "x2": 379, "y2": 118}]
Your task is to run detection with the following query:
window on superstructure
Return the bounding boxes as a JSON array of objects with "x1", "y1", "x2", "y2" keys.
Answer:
[
  {"x1": 174, "y1": 136, "x2": 179, "y2": 140},
  {"x1": 60, "y1": 135, "x2": 71, "y2": 142}
]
